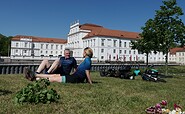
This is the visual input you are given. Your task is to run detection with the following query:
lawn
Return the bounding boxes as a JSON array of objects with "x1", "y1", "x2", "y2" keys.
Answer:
[{"x1": 0, "y1": 66, "x2": 185, "y2": 114}]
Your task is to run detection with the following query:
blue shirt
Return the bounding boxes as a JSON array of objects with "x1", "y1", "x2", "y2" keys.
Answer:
[
  {"x1": 73, "y1": 57, "x2": 91, "y2": 80},
  {"x1": 60, "y1": 57, "x2": 77, "y2": 75}
]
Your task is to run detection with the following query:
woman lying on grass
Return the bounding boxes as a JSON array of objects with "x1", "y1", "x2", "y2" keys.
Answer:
[{"x1": 24, "y1": 47, "x2": 93, "y2": 84}]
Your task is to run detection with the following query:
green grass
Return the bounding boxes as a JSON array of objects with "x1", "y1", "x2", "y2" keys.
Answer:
[{"x1": 0, "y1": 68, "x2": 185, "y2": 114}]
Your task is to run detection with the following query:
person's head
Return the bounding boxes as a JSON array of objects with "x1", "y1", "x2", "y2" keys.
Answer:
[
  {"x1": 64, "y1": 49, "x2": 70, "y2": 58},
  {"x1": 83, "y1": 47, "x2": 93, "y2": 58}
]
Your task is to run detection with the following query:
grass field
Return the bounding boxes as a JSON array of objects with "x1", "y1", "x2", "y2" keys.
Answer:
[{"x1": 0, "y1": 66, "x2": 185, "y2": 114}]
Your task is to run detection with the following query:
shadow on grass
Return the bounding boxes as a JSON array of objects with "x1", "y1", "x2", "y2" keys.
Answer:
[
  {"x1": 92, "y1": 81, "x2": 102, "y2": 84},
  {"x1": 83, "y1": 81, "x2": 102, "y2": 84},
  {"x1": 160, "y1": 74, "x2": 173, "y2": 78},
  {"x1": 0, "y1": 89, "x2": 12, "y2": 96}
]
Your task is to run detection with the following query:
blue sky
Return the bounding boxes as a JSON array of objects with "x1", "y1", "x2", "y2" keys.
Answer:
[{"x1": 0, "y1": 0, "x2": 185, "y2": 39}]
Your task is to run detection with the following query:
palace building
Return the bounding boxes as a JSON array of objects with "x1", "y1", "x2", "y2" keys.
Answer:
[
  {"x1": 65, "y1": 21, "x2": 166, "y2": 63},
  {"x1": 11, "y1": 35, "x2": 66, "y2": 61},
  {"x1": 10, "y1": 21, "x2": 181, "y2": 64}
]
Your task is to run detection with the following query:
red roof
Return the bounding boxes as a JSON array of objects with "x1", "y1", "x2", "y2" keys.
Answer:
[
  {"x1": 11, "y1": 35, "x2": 67, "y2": 44},
  {"x1": 170, "y1": 47, "x2": 184, "y2": 54},
  {"x1": 79, "y1": 23, "x2": 140, "y2": 39}
]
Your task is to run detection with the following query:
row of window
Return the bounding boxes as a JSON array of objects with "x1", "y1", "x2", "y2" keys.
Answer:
[
  {"x1": 68, "y1": 34, "x2": 79, "y2": 42},
  {"x1": 40, "y1": 44, "x2": 63, "y2": 50},
  {"x1": 40, "y1": 51, "x2": 62, "y2": 54},
  {"x1": 101, "y1": 39, "x2": 131, "y2": 47},
  {"x1": 14, "y1": 50, "x2": 62, "y2": 55},
  {"x1": 100, "y1": 56, "x2": 141, "y2": 60},
  {"x1": 15, "y1": 42, "x2": 63, "y2": 50},
  {"x1": 100, "y1": 49, "x2": 136, "y2": 54},
  {"x1": 83, "y1": 39, "x2": 96, "y2": 47},
  {"x1": 99, "y1": 56, "x2": 166, "y2": 61},
  {"x1": 69, "y1": 27, "x2": 78, "y2": 34},
  {"x1": 178, "y1": 52, "x2": 185, "y2": 56},
  {"x1": 83, "y1": 39, "x2": 131, "y2": 47},
  {"x1": 67, "y1": 41, "x2": 80, "y2": 48}
]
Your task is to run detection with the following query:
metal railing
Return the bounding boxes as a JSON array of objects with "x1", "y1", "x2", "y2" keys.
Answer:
[{"x1": 0, "y1": 63, "x2": 179, "y2": 74}]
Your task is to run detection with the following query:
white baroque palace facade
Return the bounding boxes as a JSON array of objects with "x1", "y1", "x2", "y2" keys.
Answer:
[
  {"x1": 10, "y1": 21, "x2": 182, "y2": 64},
  {"x1": 65, "y1": 21, "x2": 167, "y2": 63},
  {"x1": 11, "y1": 35, "x2": 66, "y2": 61}
]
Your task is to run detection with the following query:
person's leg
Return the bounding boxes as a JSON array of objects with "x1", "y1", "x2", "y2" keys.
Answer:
[
  {"x1": 36, "y1": 74, "x2": 62, "y2": 82},
  {"x1": 36, "y1": 73, "x2": 60, "y2": 78},
  {"x1": 47, "y1": 59, "x2": 60, "y2": 73},
  {"x1": 36, "y1": 59, "x2": 51, "y2": 73}
]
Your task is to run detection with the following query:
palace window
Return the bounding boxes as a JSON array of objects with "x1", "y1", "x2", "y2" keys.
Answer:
[
  {"x1": 119, "y1": 40, "x2": 122, "y2": 47},
  {"x1": 124, "y1": 42, "x2": 126, "y2": 47},
  {"x1": 101, "y1": 39, "x2": 105, "y2": 46},
  {"x1": 101, "y1": 49, "x2": 104, "y2": 53},
  {"x1": 16, "y1": 43, "x2": 19, "y2": 47},
  {"x1": 107, "y1": 39, "x2": 111, "y2": 47},
  {"x1": 113, "y1": 40, "x2": 117, "y2": 47},
  {"x1": 56, "y1": 45, "x2": 58, "y2": 49},
  {"x1": 41, "y1": 44, "x2": 44, "y2": 49},
  {"x1": 113, "y1": 49, "x2": 116, "y2": 53},
  {"x1": 46, "y1": 44, "x2": 48, "y2": 49},
  {"x1": 25, "y1": 42, "x2": 27, "y2": 47}
]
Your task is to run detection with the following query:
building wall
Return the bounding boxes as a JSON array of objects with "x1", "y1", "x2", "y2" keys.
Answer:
[
  {"x1": 10, "y1": 21, "x2": 179, "y2": 64},
  {"x1": 176, "y1": 52, "x2": 185, "y2": 64},
  {"x1": 168, "y1": 54, "x2": 176, "y2": 63},
  {"x1": 11, "y1": 37, "x2": 65, "y2": 60},
  {"x1": 66, "y1": 22, "x2": 167, "y2": 63}
]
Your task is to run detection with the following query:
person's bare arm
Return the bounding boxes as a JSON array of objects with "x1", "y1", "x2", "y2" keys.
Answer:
[{"x1": 85, "y1": 70, "x2": 92, "y2": 84}]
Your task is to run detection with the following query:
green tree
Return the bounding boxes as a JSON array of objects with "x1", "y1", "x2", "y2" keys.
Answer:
[
  {"x1": 131, "y1": 19, "x2": 157, "y2": 66},
  {"x1": 153, "y1": 0, "x2": 185, "y2": 75},
  {"x1": 132, "y1": 0, "x2": 185, "y2": 75},
  {"x1": 0, "y1": 34, "x2": 12, "y2": 56}
]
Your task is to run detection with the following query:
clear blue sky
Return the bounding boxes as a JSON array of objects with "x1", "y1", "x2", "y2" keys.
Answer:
[{"x1": 0, "y1": 0, "x2": 185, "y2": 39}]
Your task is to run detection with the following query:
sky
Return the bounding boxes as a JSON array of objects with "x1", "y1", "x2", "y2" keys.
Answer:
[{"x1": 0, "y1": 0, "x2": 185, "y2": 39}]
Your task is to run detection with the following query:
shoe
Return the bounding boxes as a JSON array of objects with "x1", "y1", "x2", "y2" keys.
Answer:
[{"x1": 24, "y1": 67, "x2": 36, "y2": 81}]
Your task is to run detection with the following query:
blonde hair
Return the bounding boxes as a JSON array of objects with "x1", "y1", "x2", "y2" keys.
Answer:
[{"x1": 84, "y1": 47, "x2": 93, "y2": 58}]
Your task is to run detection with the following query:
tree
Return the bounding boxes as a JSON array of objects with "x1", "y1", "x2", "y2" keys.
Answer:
[
  {"x1": 153, "y1": 0, "x2": 185, "y2": 75},
  {"x1": 0, "y1": 34, "x2": 12, "y2": 56},
  {"x1": 132, "y1": 0, "x2": 185, "y2": 75},
  {"x1": 131, "y1": 19, "x2": 157, "y2": 66}
]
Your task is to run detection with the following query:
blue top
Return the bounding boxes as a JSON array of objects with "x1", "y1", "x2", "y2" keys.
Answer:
[
  {"x1": 60, "y1": 57, "x2": 77, "y2": 75},
  {"x1": 134, "y1": 69, "x2": 140, "y2": 76},
  {"x1": 73, "y1": 57, "x2": 91, "y2": 80}
]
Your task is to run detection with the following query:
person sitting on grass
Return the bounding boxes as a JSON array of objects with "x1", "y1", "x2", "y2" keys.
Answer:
[
  {"x1": 35, "y1": 49, "x2": 77, "y2": 76},
  {"x1": 24, "y1": 47, "x2": 93, "y2": 84}
]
